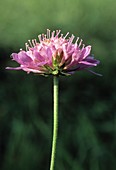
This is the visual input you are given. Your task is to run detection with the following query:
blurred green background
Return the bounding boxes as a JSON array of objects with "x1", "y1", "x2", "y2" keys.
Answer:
[{"x1": 0, "y1": 0, "x2": 116, "y2": 169}]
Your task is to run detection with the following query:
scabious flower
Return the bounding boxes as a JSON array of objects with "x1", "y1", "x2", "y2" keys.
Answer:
[{"x1": 6, "y1": 29, "x2": 100, "y2": 76}]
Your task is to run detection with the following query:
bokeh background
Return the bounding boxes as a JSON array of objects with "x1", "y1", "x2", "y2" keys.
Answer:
[{"x1": 0, "y1": 0, "x2": 116, "y2": 169}]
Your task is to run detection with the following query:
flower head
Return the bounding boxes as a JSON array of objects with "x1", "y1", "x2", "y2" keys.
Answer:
[{"x1": 6, "y1": 29, "x2": 101, "y2": 76}]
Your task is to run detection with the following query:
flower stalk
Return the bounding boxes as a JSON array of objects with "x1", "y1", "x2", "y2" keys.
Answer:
[{"x1": 50, "y1": 76, "x2": 59, "y2": 170}]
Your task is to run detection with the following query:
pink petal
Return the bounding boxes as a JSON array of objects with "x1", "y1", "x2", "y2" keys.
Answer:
[
  {"x1": 79, "y1": 46, "x2": 91, "y2": 60},
  {"x1": 79, "y1": 61, "x2": 97, "y2": 66},
  {"x1": 12, "y1": 51, "x2": 32, "y2": 65},
  {"x1": 6, "y1": 67, "x2": 22, "y2": 70}
]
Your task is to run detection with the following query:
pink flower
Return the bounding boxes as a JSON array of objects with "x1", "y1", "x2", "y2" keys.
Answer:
[{"x1": 6, "y1": 29, "x2": 101, "y2": 76}]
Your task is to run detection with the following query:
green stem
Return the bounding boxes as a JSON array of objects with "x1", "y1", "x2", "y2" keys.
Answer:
[{"x1": 50, "y1": 76, "x2": 59, "y2": 170}]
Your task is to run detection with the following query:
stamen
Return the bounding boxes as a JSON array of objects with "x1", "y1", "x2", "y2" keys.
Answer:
[
  {"x1": 79, "y1": 39, "x2": 83, "y2": 47},
  {"x1": 25, "y1": 43, "x2": 29, "y2": 51},
  {"x1": 75, "y1": 37, "x2": 79, "y2": 44},
  {"x1": 69, "y1": 34, "x2": 75, "y2": 44},
  {"x1": 42, "y1": 34, "x2": 45, "y2": 40},
  {"x1": 32, "y1": 39, "x2": 36, "y2": 46},
  {"x1": 34, "y1": 39, "x2": 37, "y2": 44},
  {"x1": 38, "y1": 34, "x2": 42, "y2": 42},
  {"x1": 51, "y1": 31, "x2": 55, "y2": 38},
  {"x1": 60, "y1": 34, "x2": 63, "y2": 38},
  {"x1": 82, "y1": 44, "x2": 85, "y2": 49},
  {"x1": 56, "y1": 30, "x2": 61, "y2": 37},
  {"x1": 56, "y1": 30, "x2": 58, "y2": 34},
  {"x1": 47, "y1": 29, "x2": 51, "y2": 39},
  {"x1": 74, "y1": 37, "x2": 79, "y2": 48},
  {"x1": 44, "y1": 34, "x2": 47, "y2": 40},
  {"x1": 64, "y1": 32, "x2": 69, "y2": 39},
  {"x1": 28, "y1": 40, "x2": 33, "y2": 47}
]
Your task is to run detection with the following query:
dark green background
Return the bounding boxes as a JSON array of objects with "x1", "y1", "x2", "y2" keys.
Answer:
[{"x1": 0, "y1": 0, "x2": 116, "y2": 169}]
